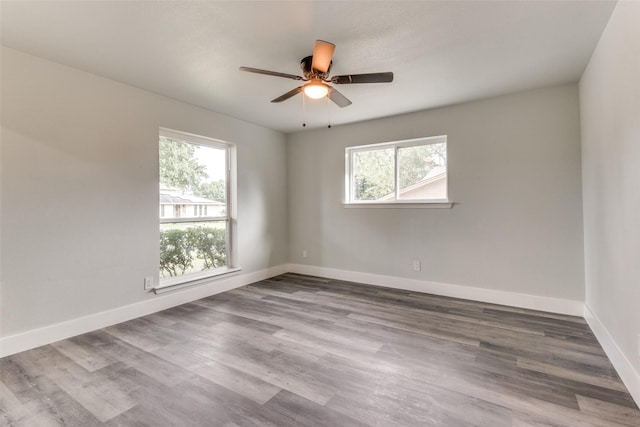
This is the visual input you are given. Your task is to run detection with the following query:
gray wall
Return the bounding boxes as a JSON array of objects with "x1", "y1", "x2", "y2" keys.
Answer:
[
  {"x1": 580, "y1": 1, "x2": 640, "y2": 377},
  {"x1": 287, "y1": 84, "x2": 585, "y2": 300},
  {"x1": 0, "y1": 47, "x2": 288, "y2": 336}
]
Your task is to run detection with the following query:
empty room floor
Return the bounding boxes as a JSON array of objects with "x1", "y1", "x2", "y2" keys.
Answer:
[{"x1": 1, "y1": 273, "x2": 638, "y2": 426}]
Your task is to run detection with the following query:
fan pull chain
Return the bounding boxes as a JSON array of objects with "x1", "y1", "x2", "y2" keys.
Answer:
[
  {"x1": 327, "y1": 95, "x2": 332, "y2": 128},
  {"x1": 302, "y1": 92, "x2": 307, "y2": 127}
]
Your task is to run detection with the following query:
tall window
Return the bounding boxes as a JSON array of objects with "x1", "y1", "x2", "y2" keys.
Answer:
[
  {"x1": 345, "y1": 136, "x2": 448, "y2": 204},
  {"x1": 159, "y1": 129, "x2": 232, "y2": 281}
]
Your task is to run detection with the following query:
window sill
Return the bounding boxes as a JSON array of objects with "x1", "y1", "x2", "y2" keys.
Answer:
[
  {"x1": 343, "y1": 202, "x2": 453, "y2": 209},
  {"x1": 154, "y1": 267, "x2": 242, "y2": 294}
]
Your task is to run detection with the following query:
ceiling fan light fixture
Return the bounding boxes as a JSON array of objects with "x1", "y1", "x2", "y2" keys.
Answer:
[
  {"x1": 304, "y1": 81, "x2": 329, "y2": 99},
  {"x1": 240, "y1": 39, "x2": 392, "y2": 109}
]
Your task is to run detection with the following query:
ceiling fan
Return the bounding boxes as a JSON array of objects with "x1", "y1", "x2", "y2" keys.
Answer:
[{"x1": 239, "y1": 40, "x2": 393, "y2": 108}]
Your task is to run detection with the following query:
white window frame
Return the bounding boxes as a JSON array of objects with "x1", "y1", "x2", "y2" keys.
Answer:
[
  {"x1": 344, "y1": 135, "x2": 451, "y2": 207},
  {"x1": 157, "y1": 128, "x2": 239, "y2": 292}
]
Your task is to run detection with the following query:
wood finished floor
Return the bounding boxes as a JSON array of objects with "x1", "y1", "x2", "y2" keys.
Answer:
[{"x1": 1, "y1": 273, "x2": 638, "y2": 426}]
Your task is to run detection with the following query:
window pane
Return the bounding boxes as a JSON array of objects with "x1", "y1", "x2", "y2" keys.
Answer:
[
  {"x1": 159, "y1": 137, "x2": 227, "y2": 220},
  {"x1": 346, "y1": 137, "x2": 448, "y2": 204},
  {"x1": 159, "y1": 134, "x2": 229, "y2": 280},
  {"x1": 352, "y1": 148, "x2": 394, "y2": 201},
  {"x1": 398, "y1": 142, "x2": 447, "y2": 200},
  {"x1": 159, "y1": 221, "x2": 228, "y2": 279}
]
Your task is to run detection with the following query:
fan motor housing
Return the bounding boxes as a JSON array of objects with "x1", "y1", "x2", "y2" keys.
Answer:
[{"x1": 301, "y1": 55, "x2": 331, "y2": 79}]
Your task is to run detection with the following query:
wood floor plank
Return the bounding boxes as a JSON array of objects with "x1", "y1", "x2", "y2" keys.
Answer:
[
  {"x1": 50, "y1": 339, "x2": 115, "y2": 373},
  {"x1": 576, "y1": 394, "x2": 640, "y2": 427},
  {"x1": 348, "y1": 312, "x2": 481, "y2": 346},
  {"x1": 0, "y1": 356, "x2": 102, "y2": 426},
  {"x1": 192, "y1": 341, "x2": 336, "y2": 405},
  {"x1": 1, "y1": 273, "x2": 638, "y2": 426},
  {"x1": 264, "y1": 389, "x2": 370, "y2": 427},
  {"x1": 517, "y1": 357, "x2": 629, "y2": 392},
  {"x1": 184, "y1": 375, "x2": 294, "y2": 427},
  {"x1": 71, "y1": 331, "x2": 192, "y2": 388},
  {"x1": 187, "y1": 358, "x2": 281, "y2": 404}
]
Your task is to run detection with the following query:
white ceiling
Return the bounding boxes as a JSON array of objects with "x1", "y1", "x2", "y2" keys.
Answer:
[{"x1": 1, "y1": 1, "x2": 616, "y2": 133}]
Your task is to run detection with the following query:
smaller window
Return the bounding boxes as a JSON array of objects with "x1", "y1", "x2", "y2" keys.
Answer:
[{"x1": 345, "y1": 136, "x2": 448, "y2": 204}]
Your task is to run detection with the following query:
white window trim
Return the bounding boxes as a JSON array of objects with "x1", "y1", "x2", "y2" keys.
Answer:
[
  {"x1": 157, "y1": 128, "x2": 238, "y2": 291},
  {"x1": 154, "y1": 267, "x2": 242, "y2": 294},
  {"x1": 160, "y1": 128, "x2": 230, "y2": 151},
  {"x1": 342, "y1": 202, "x2": 453, "y2": 209},
  {"x1": 344, "y1": 135, "x2": 451, "y2": 206}
]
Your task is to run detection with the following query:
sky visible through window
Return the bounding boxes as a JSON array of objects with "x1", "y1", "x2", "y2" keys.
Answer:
[{"x1": 195, "y1": 147, "x2": 225, "y2": 182}]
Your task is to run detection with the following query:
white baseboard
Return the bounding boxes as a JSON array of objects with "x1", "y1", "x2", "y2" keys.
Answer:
[
  {"x1": 584, "y1": 304, "x2": 640, "y2": 407},
  {"x1": 0, "y1": 264, "x2": 288, "y2": 358},
  {"x1": 286, "y1": 264, "x2": 584, "y2": 316}
]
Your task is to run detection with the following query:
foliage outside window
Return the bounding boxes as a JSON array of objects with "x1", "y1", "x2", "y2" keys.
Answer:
[
  {"x1": 159, "y1": 130, "x2": 231, "y2": 281},
  {"x1": 345, "y1": 136, "x2": 448, "y2": 203}
]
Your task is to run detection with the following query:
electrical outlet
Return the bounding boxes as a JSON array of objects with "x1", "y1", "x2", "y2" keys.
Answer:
[
  {"x1": 302, "y1": 249, "x2": 308, "y2": 258},
  {"x1": 144, "y1": 276, "x2": 153, "y2": 290},
  {"x1": 412, "y1": 259, "x2": 421, "y2": 271}
]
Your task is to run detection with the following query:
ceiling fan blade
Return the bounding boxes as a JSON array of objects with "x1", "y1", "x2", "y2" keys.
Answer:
[
  {"x1": 311, "y1": 40, "x2": 335, "y2": 73},
  {"x1": 239, "y1": 66, "x2": 304, "y2": 81},
  {"x1": 328, "y1": 87, "x2": 352, "y2": 108},
  {"x1": 331, "y1": 72, "x2": 394, "y2": 84},
  {"x1": 271, "y1": 86, "x2": 304, "y2": 103}
]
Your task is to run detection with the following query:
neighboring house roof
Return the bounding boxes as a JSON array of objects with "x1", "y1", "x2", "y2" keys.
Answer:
[
  {"x1": 160, "y1": 185, "x2": 224, "y2": 206},
  {"x1": 379, "y1": 166, "x2": 446, "y2": 201}
]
